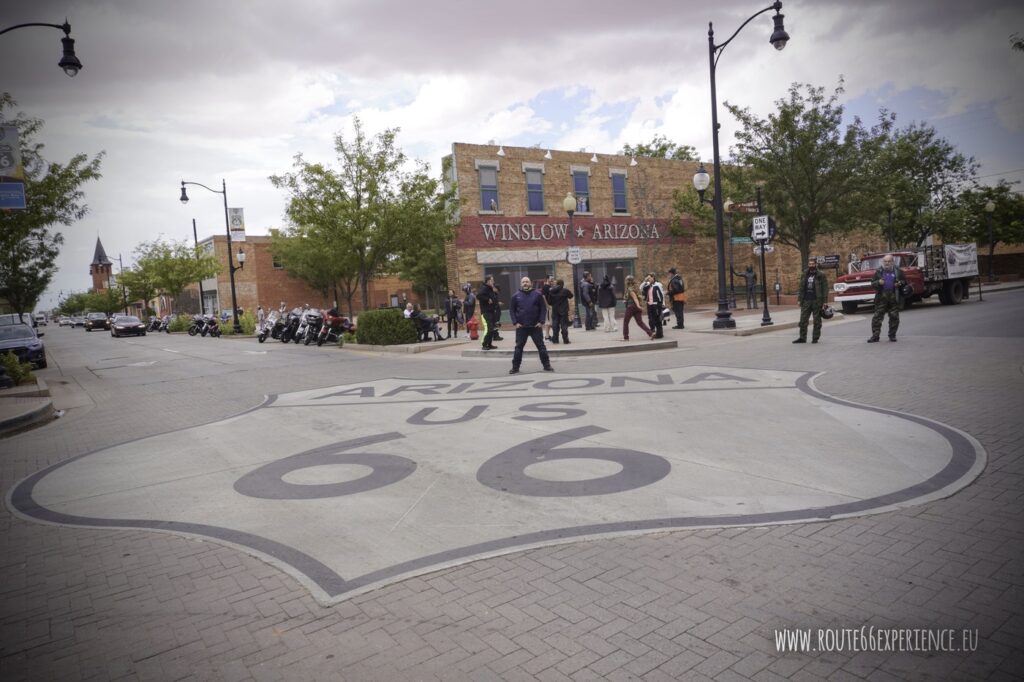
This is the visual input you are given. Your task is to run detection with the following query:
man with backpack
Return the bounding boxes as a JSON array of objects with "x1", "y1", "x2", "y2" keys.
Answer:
[{"x1": 666, "y1": 267, "x2": 686, "y2": 329}]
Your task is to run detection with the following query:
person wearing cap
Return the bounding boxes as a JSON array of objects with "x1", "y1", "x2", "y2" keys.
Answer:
[{"x1": 666, "y1": 267, "x2": 686, "y2": 329}]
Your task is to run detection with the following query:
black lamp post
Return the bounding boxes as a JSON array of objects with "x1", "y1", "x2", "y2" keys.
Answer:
[
  {"x1": 695, "y1": 1, "x2": 789, "y2": 329},
  {"x1": 179, "y1": 179, "x2": 243, "y2": 334},
  {"x1": 563, "y1": 193, "x2": 583, "y2": 328},
  {"x1": 984, "y1": 200, "x2": 996, "y2": 282},
  {"x1": 0, "y1": 20, "x2": 82, "y2": 76}
]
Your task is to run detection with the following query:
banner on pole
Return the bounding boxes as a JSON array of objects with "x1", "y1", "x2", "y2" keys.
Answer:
[{"x1": 228, "y1": 208, "x2": 246, "y2": 242}]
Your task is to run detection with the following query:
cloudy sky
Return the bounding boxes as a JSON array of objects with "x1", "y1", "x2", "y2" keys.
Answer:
[{"x1": 4, "y1": 0, "x2": 1022, "y2": 311}]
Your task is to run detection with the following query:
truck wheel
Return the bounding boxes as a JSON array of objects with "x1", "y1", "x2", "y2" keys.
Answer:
[
  {"x1": 944, "y1": 280, "x2": 964, "y2": 305},
  {"x1": 840, "y1": 302, "x2": 858, "y2": 315}
]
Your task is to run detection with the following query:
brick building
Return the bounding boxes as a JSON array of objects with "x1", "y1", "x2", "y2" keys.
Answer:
[
  {"x1": 184, "y1": 235, "x2": 419, "y2": 317},
  {"x1": 89, "y1": 237, "x2": 113, "y2": 291},
  {"x1": 444, "y1": 143, "x2": 888, "y2": 310}
]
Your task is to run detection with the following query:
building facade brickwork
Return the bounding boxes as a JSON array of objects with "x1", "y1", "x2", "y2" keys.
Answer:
[{"x1": 444, "y1": 143, "x2": 890, "y2": 310}]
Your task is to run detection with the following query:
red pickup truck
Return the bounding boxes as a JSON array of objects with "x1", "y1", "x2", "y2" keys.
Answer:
[{"x1": 833, "y1": 244, "x2": 979, "y2": 314}]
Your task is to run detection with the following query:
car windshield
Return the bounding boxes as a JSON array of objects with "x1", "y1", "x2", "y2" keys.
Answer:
[
  {"x1": 857, "y1": 255, "x2": 907, "y2": 271},
  {"x1": 88, "y1": 313, "x2": 107, "y2": 319},
  {"x1": 118, "y1": 316, "x2": 141, "y2": 324},
  {"x1": 0, "y1": 325, "x2": 34, "y2": 341}
]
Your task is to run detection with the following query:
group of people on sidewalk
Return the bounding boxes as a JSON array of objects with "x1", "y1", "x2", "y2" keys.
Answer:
[{"x1": 793, "y1": 254, "x2": 909, "y2": 344}]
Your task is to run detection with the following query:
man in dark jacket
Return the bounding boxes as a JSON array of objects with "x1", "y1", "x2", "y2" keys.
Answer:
[
  {"x1": 868, "y1": 254, "x2": 908, "y2": 343},
  {"x1": 509, "y1": 276, "x2": 553, "y2": 374},
  {"x1": 547, "y1": 278, "x2": 574, "y2": 344},
  {"x1": 640, "y1": 273, "x2": 664, "y2": 338},
  {"x1": 580, "y1": 271, "x2": 597, "y2": 330},
  {"x1": 476, "y1": 276, "x2": 499, "y2": 350},
  {"x1": 666, "y1": 267, "x2": 686, "y2": 329},
  {"x1": 794, "y1": 257, "x2": 829, "y2": 344},
  {"x1": 462, "y1": 283, "x2": 476, "y2": 322}
]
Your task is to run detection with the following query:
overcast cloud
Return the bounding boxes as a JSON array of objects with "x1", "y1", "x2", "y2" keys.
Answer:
[{"x1": 3, "y1": 0, "x2": 1022, "y2": 310}]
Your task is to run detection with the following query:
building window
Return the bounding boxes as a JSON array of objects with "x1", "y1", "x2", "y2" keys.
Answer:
[
  {"x1": 479, "y1": 165, "x2": 499, "y2": 212},
  {"x1": 573, "y1": 171, "x2": 590, "y2": 213},
  {"x1": 611, "y1": 172, "x2": 628, "y2": 213},
  {"x1": 272, "y1": 254, "x2": 284, "y2": 269},
  {"x1": 582, "y1": 260, "x2": 634, "y2": 300},
  {"x1": 525, "y1": 169, "x2": 544, "y2": 212}
]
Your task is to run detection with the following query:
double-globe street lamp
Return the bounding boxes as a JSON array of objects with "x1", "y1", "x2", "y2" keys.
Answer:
[
  {"x1": 563, "y1": 193, "x2": 583, "y2": 328},
  {"x1": 693, "y1": 2, "x2": 789, "y2": 329},
  {"x1": 179, "y1": 179, "x2": 245, "y2": 334},
  {"x1": 0, "y1": 20, "x2": 82, "y2": 77}
]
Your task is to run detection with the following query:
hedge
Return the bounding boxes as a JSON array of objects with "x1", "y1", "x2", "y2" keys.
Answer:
[{"x1": 354, "y1": 308, "x2": 418, "y2": 346}]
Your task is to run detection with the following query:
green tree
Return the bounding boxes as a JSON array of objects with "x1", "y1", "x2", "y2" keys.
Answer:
[
  {"x1": 118, "y1": 266, "x2": 158, "y2": 316},
  {"x1": 85, "y1": 287, "x2": 124, "y2": 315},
  {"x1": 621, "y1": 134, "x2": 697, "y2": 160},
  {"x1": 869, "y1": 120, "x2": 978, "y2": 248},
  {"x1": 952, "y1": 181, "x2": 1024, "y2": 274},
  {"x1": 134, "y1": 239, "x2": 219, "y2": 312},
  {"x1": 725, "y1": 80, "x2": 887, "y2": 264},
  {"x1": 269, "y1": 226, "x2": 360, "y2": 315},
  {"x1": 59, "y1": 291, "x2": 89, "y2": 315},
  {"x1": 270, "y1": 117, "x2": 454, "y2": 311},
  {"x1": 0, "y1": 94, "x2": 103, "y2": 320}
]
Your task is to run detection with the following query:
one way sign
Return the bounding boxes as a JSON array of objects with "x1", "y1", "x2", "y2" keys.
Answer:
[{"x1": 751, "y1": 215, "x2": 776, "y2": 242}]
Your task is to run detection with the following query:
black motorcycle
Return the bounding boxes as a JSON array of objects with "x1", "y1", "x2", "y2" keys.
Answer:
[
  {"x1": 280, "y1": 311, "x2": 301, "y2": 343},
  {"x1": 203, "y1": 315, "x2": 222, "y2": 338},
  {"x1": 187, "y1": 314, "x2": 204, "y2": 336},
  {"x1": 147, "y1": 316, "x2": 161, "y2": 332}
]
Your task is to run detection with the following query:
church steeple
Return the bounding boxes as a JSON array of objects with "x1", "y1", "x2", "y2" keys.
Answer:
[{"x1": 90, "y1": 236, "x2": 113, "y2": 290}]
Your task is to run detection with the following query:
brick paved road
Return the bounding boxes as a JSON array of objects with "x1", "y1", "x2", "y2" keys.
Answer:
[{"x1": 2, "y1": 291, "x2": 1022, "y2": 681}]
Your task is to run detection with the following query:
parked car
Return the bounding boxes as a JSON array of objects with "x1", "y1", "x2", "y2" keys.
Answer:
[
  {"x1": 84, "y1": 312, "x2": 111, "y2": 331},
  {"x1": 58, "y1": 316, "x2": 72, "y2": 327},
  {"x1": 110, "y1": 315, "x2": 147, "y2": 337},
  {"x1": 34, "y1": 313, "x2": 48, "y2": 326},
  {"x1": 0, "y1": 323, "x2": 46, "y2": 369},
  {"x1": 0, "y1": 313, "x2": 37, "y2": 328}
]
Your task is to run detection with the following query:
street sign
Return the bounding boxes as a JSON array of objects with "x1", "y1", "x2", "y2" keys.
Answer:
[
  {"x1": 816, "y1": 254, "x2": 841, "y2": 268},
  {"x1": 0, "y1": 182, "x2": 26, "y2": 209},
  {"x1": 753, "y1": 244, "x2": 775, "y2": 256},
  {"x1": 752, "y1": 215, "x2": 770, "y2": 241},
  {"x1": 566, "y1": 246, "x2": 582, "y2": 265},
  {"x1": 730, "y1": 237, "x2": 753, "y2": 244},
  {"x1": 729, "y1": 201, "x2": 759, "y2": 214}
]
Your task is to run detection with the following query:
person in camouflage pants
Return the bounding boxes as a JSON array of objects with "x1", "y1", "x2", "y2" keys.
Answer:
[
  {"x1": 868, "y1": 254, "x2": 908, "y2": 343},
  {"x1": 794, "y1": 257, "x2": 829, "y2": 344}
]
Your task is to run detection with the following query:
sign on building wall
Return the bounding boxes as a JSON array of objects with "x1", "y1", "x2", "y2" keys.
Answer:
[
  {"x1": 228, "y1": 208, "x2": 246, "y2": 242},
  {"x1": 455, "y1": 216, "x2": 689, "y2": 249}
]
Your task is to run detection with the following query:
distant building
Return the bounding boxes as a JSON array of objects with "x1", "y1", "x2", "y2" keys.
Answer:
[
  {"x1": 179, "y1": 235, "x2": 419, "y2": 317},
  {"x1": 89, "y1": 236, "x2": 113, "y2": 291}
]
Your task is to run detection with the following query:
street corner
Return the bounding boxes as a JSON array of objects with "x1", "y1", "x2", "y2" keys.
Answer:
[{"x1": 6, "y1": 366, "x2": 986, "y2": 605}]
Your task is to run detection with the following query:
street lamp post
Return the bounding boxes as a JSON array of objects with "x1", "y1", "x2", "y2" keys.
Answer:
[
  {"x1": 984, "y1": 200, "x2": 996, "y2": 282},
  {"x1": 0, "y1": 20, "x2": 82, "y2": 76},
  {"x1": 192, "y1": 218, "x2": 206, "y2": 314},
  {"x1": 179, "y1": 179, "x2": 243, "y2": 334},
  {"x1": 696, "y1": 1, "x2": 789, "y2": 329},
  {"x1": 563, "y1": 193, "x2": 583, "y2": 328},
  {"x1": 117, "y1": 253, "x2": 128, "y2": 315}
]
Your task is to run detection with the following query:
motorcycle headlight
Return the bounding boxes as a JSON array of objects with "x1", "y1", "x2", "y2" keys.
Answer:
[{"x1": 833, "y1": 283, "x2": 847, "y2": 292}]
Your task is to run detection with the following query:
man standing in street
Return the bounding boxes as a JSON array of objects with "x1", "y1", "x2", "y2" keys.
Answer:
[
  {"x1": 547, "y1": 278, "x2": 574, "y2": 344},
  {"x1": 868, "y1": 254, "x2": 909, "y2": 343},
  {"x1": 476, "y1": 276, "x2": 499, "y2": 350},
  {"x1": 794, "y1": 257, "x2": 829, "y2": 344},
  {"x1": 509, "y1": 276, "x2": 553, "y2": 374},
  {"x1": 666, "y1": 267, "x2": 686, "y2": 329}
]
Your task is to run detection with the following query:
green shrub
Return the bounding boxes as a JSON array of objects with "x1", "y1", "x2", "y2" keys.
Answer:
[
  {"x1": 339, "y1": 331, "x2": 357, "y2": 347},
  {"x1": 1, "y1": 351, "x2": 35, "y2": 386},
  {"x1": 219, "y1": 311, "x2": 257, "y2": 335},
  {"x1": 354, "y1": 308, "x2": 418, "y2": 346},
  {"x1": 168, "y1": 314, "x2": 192, "y2": 333}
]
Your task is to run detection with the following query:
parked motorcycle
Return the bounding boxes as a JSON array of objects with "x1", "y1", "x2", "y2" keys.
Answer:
[
  {"x1": 147, "y1": 316, "x2": 161, "y2": 332},
  {"x1": 187, "y1": 314, "x2": 204, "y2": 336},
  {"x1": 301, "y1": 309, "x2": 324, "y2": 345},
  {"x1": 317, "y1": 310, "x2": 355, "y2": 346},
  {"x1": 257, "y1": 311, "x2": 278, "y2": 343},
  {"x1": 203, "y1": 315, "x2": 222, "y2": 338},
  {"x1": 159, "y1": 315, "x2": 173, "y2": 333},
  {"x1": 280, "y1": 309, "x2": 302, "y2": 343}
]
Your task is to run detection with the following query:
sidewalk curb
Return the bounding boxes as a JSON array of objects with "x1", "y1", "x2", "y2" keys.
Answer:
[
  {"x1": 0, "y1": 396, "x2": 55, "y2": 437},
  {"x1": 343, "y1": 339, "x2": 468, "y2": 354}
]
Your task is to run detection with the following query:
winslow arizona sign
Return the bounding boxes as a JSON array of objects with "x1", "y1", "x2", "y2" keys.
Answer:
[
  {"x1": 8, "y1": 367, "x2": 984, "y2": 605},
  {"x1": 455, "y1": 216, "x2": 691, "y2": 248}
]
